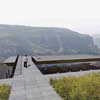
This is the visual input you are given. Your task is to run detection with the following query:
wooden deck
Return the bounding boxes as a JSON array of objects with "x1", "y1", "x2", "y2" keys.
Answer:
[
  {"x1": 33, "y1": 55, "x2": 100, "y2": 64},
  {"x1": 3, "y1": 56, "x2": 18, "y2": 66}
]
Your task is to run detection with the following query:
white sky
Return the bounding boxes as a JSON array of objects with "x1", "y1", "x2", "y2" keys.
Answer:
[{"x1": 0, "y1": 0, "x2": 100, "y2": 35}]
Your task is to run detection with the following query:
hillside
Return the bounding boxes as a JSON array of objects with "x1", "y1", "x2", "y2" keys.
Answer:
[
  {"x1": 93, "y1": 34, "x2": 100, "y2": 48},
  {"x1": 0, "y1": 25, "x2": 99, "y2": 57}
]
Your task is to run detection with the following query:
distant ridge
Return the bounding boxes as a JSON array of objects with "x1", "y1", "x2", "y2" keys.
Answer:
[
  {"x1": 93, "y1": 34, "x2": 100, "y2": 48},
  {"x1": 0, "y1": 24, "x2": 99, "y2": 57}
]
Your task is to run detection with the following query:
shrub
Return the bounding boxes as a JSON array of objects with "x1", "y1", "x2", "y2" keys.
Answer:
[
  {"x1": 50, "y1": 73, "x2": 100, "y2": 100},
  {"x1": 0, "y1": 84, "x2": 11, "y2": 100}
]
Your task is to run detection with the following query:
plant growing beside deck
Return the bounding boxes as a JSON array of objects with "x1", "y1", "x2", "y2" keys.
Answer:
[
  {"x1": 50, "y1": 73, "x2": 100, "y2": 100},
  {"x1": 0, "y1": 84, "x2": 11, "y2": 100}
]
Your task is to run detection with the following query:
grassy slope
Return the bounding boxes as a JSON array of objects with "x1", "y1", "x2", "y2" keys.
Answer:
[{"x1": 50, "y1": 73, "x2": 100, "y2": 100}]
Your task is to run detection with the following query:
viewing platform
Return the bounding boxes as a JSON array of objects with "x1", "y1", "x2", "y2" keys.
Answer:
[
  {"x1": 33, "y1": 55, "x2": 100, "y2": 64},
  {"x1": 0, "y1": 55, "x2": 100, "y2": 100}
]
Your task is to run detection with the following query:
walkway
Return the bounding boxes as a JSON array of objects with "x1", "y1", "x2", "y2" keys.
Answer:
[
  {"x1": 14, "y1": 56, "x2": 22, "y2": 76},
  {"x1": 9, "y1": 56, "x2": 61, "y2": 100}
]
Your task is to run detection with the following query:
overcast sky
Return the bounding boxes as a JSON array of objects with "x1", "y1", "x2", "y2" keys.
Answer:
[{"x1": 0, "y1": 0, "x2": 100, "y2": 35}]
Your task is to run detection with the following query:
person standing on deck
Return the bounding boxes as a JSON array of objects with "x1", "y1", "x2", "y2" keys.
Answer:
[{"x1": 24, "y1": 55, "x2": 28, "y2": 68}]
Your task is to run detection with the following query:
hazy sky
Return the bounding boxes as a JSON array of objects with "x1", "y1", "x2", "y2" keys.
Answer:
[{"x1": 0, "y1": 0, "x2": 100, "y2": 35}]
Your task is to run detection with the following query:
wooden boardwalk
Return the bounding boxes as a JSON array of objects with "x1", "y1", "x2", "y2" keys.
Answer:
[
  {"x1": 14, "y1": 56, "x2": 22, "y2": 76},
  {"x1": 9, "y1": 56, "x2": 61, "y2": 100}
]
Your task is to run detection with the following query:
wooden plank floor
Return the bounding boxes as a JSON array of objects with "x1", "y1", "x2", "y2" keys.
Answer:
[{"x1": 9, "y1": 56, "x2": 61, "y2": 100}]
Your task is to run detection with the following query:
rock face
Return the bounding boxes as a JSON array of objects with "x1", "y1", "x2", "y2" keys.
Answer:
[
  {"x1": 0, "y1": 24, "x2": 99, "y2": 57},
  {"x1": 93, "y1": 34, "x2": 100, "y2": 48}
]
